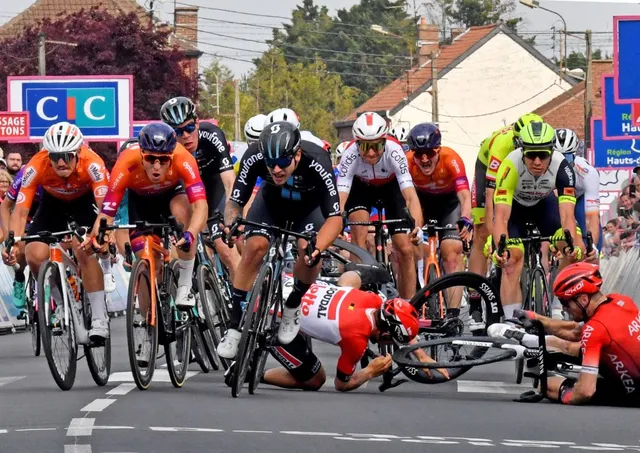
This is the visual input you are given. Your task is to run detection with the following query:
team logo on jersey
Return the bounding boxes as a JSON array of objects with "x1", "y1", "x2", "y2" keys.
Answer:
[
  {"x1": 489, "y1": 156, "x2": 501, "y2": 171},
  {"x1": 500, "y1": 166, "x2": 511, "y2": 183},
  {"x1": 563, "y1": 187, "x2": 575, "y2": 196},
  {"x1": 88, "y1": 162, "x2": 104, "y2": 182},
  {"x1": 496, "y1": 189, "x2": 507, "y2": 196},
  {"x1": 22, "y1": 166, "x2": 37, "y2": 187},
  {"x1": 16, "y1": 192, "x2": 26, "y2": 204},
  {"x1": 93, "y1": 186, "x2": 108, "y2": 198}
]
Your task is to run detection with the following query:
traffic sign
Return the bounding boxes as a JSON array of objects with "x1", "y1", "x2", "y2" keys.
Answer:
[
  {"x1": 614, "y1": 16, "x2": 640, "y2": 104},
  {"x1": 7, "y1": 75, "x2": 133, "y2": 141},
  {"x1": 601, "y1": 74, "x2": 640, "y2": 140},
  {"x1": 591, "y1": 117, "x2": 638, "y2": 168},
  {"x1": 0, "y1": 111, "x2": 29, "y2": 141}
]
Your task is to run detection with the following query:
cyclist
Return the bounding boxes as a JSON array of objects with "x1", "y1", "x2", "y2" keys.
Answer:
[
  {"x1": 337, "y1": 111, "x2": 423, "y2": 300},
  {"x1": 468, "y1": 113, "x2": 543, "y2": 325},
  {"x1": 264, "y1": 108, "x2": 327, "y2": 149},
  {"x1": 406, "y1": 123, "x2": 473, "y2": 317},
  {"x1": 491, "y1": 121, "x2": 585, "y2": 320},
  {"x1": 160, "y1": 97, "x2": 239, "y2": 279},
  {"x1": 490, "y1": 262, "x2": 640, "y2": 406},
  {"x1": 217, "y1": 121, "x2": 343, "y2": 358},
  {"x1": 389, "y1": 124, "x2": 409, "y2": 151},
  {"x1": 262, "y1": 288, "x2": 420, "y2": 392},
  {"x1": 2, "y1": 122, "x2": 110, "y2": 340},
  {"x1": 335, "y1": 141, "x2": 350, "y2": 165},
  {"x1": 244, "y1": 114, "x2": 267, "y2": 145},
  {"x1": 88, "y1": 122, "x2": 208, "y2": 311}
]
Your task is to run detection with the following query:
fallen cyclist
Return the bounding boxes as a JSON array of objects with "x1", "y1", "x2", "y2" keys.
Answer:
[{"x1": 489, "y1": 262, "x2": 640, "y2": 406}]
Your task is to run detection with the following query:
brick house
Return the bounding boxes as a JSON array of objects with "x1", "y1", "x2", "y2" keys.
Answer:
[{"x1": 0, "y1": 0, "x2": 202, "y2": 83}]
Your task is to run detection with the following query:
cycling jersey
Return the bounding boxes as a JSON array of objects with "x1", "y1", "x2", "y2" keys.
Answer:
[
  {"x1": 301, "y1": 130, "x2": 326, "y2": 149},
  {"x1": 407, "y1": 147, "x2": 469, "y2": 195},
  {"x1": 337, "y1": 137, "x2": 413, "y2": 192},
  {"x1": 6, "y1": 165, "x2": 43, "y2": 203},
  {"x1": 494, "y1": 150, "x2": 576, "y2": 208},
  {"x1": 573, "y1": 156, "x2": 600, "y2": 214},
  {"x1": 230, "y1": 142, "x2": 340, "y2": 219},
  {"x1": 101, "y1": 143, "x2": 206, "y2": 217},
  {"x1": 17, "y1": 146, "x2": 108, "y2": 209},
  {"x1": 482, "y1": 126, "x2": 516, "y2": 187},
  {"x1": 581, "y1": 294, "x2": 640, "y2": 395},
  {"x1": 193, "y1": 122, "x2": 234, "y2": 210}
]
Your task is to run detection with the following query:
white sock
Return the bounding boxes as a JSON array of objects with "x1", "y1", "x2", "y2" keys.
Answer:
[
  {"x1": 88, "y1": 291, "x2": 107, "y2": 320},
  {"x1": 99, "y1": 256, "x2": 112, "y2": 275},
  {"x1": 178, "y1": 258, "x2": 195, "y2": 288},
  {"x1": 417, "y1": 259, "x2": 425, "y2": 287},
  {"x1": 503, "y1": 303, "x2": 522, "y2": 320}
]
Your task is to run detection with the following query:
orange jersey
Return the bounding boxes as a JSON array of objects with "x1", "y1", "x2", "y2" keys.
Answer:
[
  {"x1": 101, "y1": 143, "x2": 206, "y2": 216},
  {"x1": 17, "y1": 146, "x2": 108, "y2": 208},
  {"x1": 407, "y1": 146, "x2": 469, "y2": 195}
]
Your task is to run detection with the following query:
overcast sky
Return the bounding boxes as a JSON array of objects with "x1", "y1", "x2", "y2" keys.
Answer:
[{"x1": 1, "y1": 0, "x2": 639, "y2": 75}]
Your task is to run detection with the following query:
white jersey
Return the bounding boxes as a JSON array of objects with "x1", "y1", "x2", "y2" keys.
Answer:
[
  {"x1": 573, "y1": 156, "x2": 600, "y2": 214},
  {"x1": 301, "y1": 130, "x2": 325, "y2": 148},
  {"x1": 336, "y1": 139, "x2": 413, "y2": 192}
]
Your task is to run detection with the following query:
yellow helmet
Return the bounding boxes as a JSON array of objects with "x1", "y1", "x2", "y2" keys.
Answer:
[
  {"x1": 519, "y1": 121, "x2": 555, "y2": 150},
  {"x1": 513, "y1": 113, "x2": 543, "y2": 137}
]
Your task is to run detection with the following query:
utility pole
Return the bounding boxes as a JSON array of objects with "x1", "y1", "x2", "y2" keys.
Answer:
[
  {"x1": 214, "y1": 74, "x2": 220, "y2": 116},
  {"x1": 431, "y1": 51, "x2": 439, "y2": 124},
  {"x1": 38, "y1": 32, "x2": 46, "y2": 76},
  {"x1": 584, "y1": 29, "x2": 593, "y2": 151},
  {"x1": 234, "y1": 79, "x2": 240, "y2": 141}
]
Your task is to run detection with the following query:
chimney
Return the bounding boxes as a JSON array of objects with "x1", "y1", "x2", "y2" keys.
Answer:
[
  {"x1": 174, "y1": 6, "x2": 199, "y2": 45},
  {"x1": 451, "y1": 27, "x2": 465, "y2": 41},
  {"x1": 417, "y1": 16, "x2": 439, "y2": 66}
]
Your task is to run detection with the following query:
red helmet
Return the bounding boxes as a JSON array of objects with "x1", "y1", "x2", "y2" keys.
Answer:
[
  {"x1": 553, "y1": 262, "x2": 603, "y2": 300},
  {"x1": 380, "y1": 298, "x2": 419, "y2": 343}
]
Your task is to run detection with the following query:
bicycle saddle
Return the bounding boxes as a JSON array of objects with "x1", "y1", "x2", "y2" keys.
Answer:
[{"x1": 344, "y1": 261, "x2": 392, "y2": 284}]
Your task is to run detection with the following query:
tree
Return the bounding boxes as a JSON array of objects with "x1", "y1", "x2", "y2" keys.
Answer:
[
  {"x1": 0, "y1": 8, "x2": 198, "y2": 166},
  {"x1": 444, "y1": 0, "x2": 519, "y2": 27},
  {"x1": 559, "y1": 49, "x2": 607, "y2": 71}
]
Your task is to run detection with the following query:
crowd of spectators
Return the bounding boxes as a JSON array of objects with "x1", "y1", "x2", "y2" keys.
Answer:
[{"x1": 603, "y1": 168, "x2": 640, "y2": 257}]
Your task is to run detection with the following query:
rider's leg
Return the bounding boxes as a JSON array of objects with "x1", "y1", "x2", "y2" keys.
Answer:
[
  {"x1": 391, "y1": 233, "x2": 416, "y2": 299},
  {"x1": 440, "y1": 238, "x2": 464, "y2": 311},
  {"x1": 169, "y1": 194, "x2": 198, "y2": 308},
  {"x1": 468, "y1": 221, "x2": 489, "y2": 323},
  {"x1": 500, "y1": 246, "x2": 524, "y2": 319},
  {"x1": 337, "y1": 270, "x2": 362, "y2": 288},
  {"x1": 74, "y1": 242, "x2": 109, "y2": 338},
  {"x1": 25, "y1": 242, "x2": 49, "y2": 283},
  {"x1": 348, "y1": 209, "x2": 370, "y2": 257},
  {"x1": 12, "y1": 242, "x2": 27, "y2": 309},
  {"x1": 264, "y1": 334, "x2": 325, "y2": 390},
  {"x1": 263, "y1": 366, "x2": 326, "y2": 391}
]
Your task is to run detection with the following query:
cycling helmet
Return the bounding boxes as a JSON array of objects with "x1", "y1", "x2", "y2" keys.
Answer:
[
  {"x1": 118, "y1": 138, "x2": 139, "y2": 155},
  {"x1": 553, "y1": 128, "x2": 580, "y2": 154},
  {"x1": 259, "y1": 121, "x2": 301, "y2": 159},
  {"x1": 43, "y1": 122, "x2": 84, "y2": 153},
  {"x1": 390, "y1": 125, "x2": 409, "y2": 143},
  {"x1": 335, "y1": 141, "x2": 350, "y2": 157},
  {"x1": 380, "y1": 298, "x2": 419, "y2": 343},
  {"x1": 408, "y1": 123, "x2": 442, "y2": 151},
  {"x1": 265, "y1": 108, "x2": 301, "y2": 129},
  {"x1": 352, "y1": 112, "x2": 388, "y2": 141},
  {"x1": 244, "y1": 114, "x2": 267, "y2": 144},
  {"x1": 160, "y1": 96, "x2": 197, "y2": 126},
  {"x1": 138, "y1": 122, "x2": 178, "y2": 154},
  {"x1": 513, "y1": 113, "x2": 543, "y2": 138},
  {"x1": 553, "y1": 262, "x2": 603, "y2": 301},
  {"x1": 519, "y1": 121, "x2": 555, "y2": 149}
]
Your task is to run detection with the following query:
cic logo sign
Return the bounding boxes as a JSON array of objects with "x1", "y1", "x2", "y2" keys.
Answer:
[{"x1": 7, "y1": 76, "x2": 132, "y2": 142}]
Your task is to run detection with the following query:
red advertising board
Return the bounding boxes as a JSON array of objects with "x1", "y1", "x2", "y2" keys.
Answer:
[{"x1": 0, "y1": 111, "x2": 29, "y2": 141}]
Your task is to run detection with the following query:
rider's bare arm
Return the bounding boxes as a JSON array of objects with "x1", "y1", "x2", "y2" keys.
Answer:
[
  {"x1": 0, "y1": 197, "x2": 14, "y2": 239},
  {"x1": 457, "y1": 189, "x2": 473, "y2": 220},
  {"x1": 528, "y1": 313, "x2": 582, "y2": 342},
  {"x1": 187, "y1": 199, "x2": 208, "y2": 237},
  {"x1": 224, "y1": 199, "x2": 243, "y2": 226},
  {"x1": 401, "y1": 187, "x2": 423, "y2": 230}
]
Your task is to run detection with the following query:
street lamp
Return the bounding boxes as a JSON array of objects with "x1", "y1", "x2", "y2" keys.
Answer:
[{"x1": 519, "y1": 0, "x2": 567, "y2": 71}]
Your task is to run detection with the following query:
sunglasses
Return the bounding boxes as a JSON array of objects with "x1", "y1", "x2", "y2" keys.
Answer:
[
  {"x1": 523, "y1": 150, "x2": 551, "y2": 161},
  {"x1": 142, "y1": 153, "x2": 172, "y2": 165},
  {"x1": 265, "y1": 155, "x2": 294, "y2": 169},
  {"x1": 49, "y1": 152, "x2": 77, "y2": 164},
  {"x1": 357, "y1": 140, "x2": 385, "y2": 153},
  {"x1": 413, "y1": 147, "x2": 439, "y2": 159},
  {"x1": 173, "y1": 122, "x2": 197, "y2": 137}
]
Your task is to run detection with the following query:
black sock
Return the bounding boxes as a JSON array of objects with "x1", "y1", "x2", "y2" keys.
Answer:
[
  {"x1": 285, "y1": 279, "x2": 311, "y2": 309},
  {"x1": 229, "y1": 288, "x2": 248, "y2": 330},
  {"x1": 447, "y1": 307, "x2": 461, "y2": 318},
  {"x1": 14, "y1": 269, "x2": 25, "y2": 283}
]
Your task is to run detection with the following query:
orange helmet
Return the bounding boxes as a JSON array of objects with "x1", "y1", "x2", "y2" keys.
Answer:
[
  {"x1": 380, "y1": 298, "x2": 419, "y2": 343},
  {"x1": 553, "y1": 262, "x2": 603, "y2": 301}
]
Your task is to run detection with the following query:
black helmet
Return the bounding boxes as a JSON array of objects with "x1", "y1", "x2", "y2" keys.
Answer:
[
  {"x1": 258, "y1": 121, "x2": 301, "y2": 159},
  {"x1": 160, "y1": 96, "x2": 197, "y2": 126}
]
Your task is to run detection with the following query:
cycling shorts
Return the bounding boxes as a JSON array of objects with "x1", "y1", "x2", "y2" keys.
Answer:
[
  {"x1": 417, "y1": 192, "x2": 461, "y2": 241},
  {"x1": 564, "y1": 371, "x2": 640, "y2": 407},
  {"x1": 269, "y1": 333, "x2": 322, "y2": 382},
  {"x1": 345, "y1": 178, "x2": 409, "y2": 235},
  {"x1": 471, "y1": 158, "x2": 487, "y2": 225},
  {"x1": 574, "y1": 195, "x2": 603, "y2": 250},
  {"x1": 28, "y1": 191, "x2": 98, "y2": 235},
  {"x1": 507, "y1": 193, "x2": 561, "y2": 243},
  {"x1": 128, "y1": 186, "x2": 185, "y2": 236},
  {"x1": 245, "y1": 187, "x2": 325, "y2": 240}
]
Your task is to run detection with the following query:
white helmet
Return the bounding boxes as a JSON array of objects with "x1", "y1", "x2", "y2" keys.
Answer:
[
  {"x1": 244, "y1": 114, "x2": 267, "y2": 144},
  {"x1": 352, "y1": 112, "x2": 388, "y2": 141},
  {"x1": 553, "y1": 128, "x2": 580, "y2": 154},
  {"x1": 264, "y1": 108, "x2": 300, "y2": 129},
  {"x1": 43, "y1": 122, "x2": 84, "y2": 153},
  {"x1": 335, "y1": 141, "x2": 350, "y2": 157},
  {"x1": 390, "y1": 125, "x2": 409, "y2": 143}
]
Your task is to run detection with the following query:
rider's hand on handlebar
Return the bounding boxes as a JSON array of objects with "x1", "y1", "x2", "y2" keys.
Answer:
[
  {"x1": 409, "y1": 226, "x2": 423, "y2": 246},
  {"x1": 584, "y1": 245, "x2": 598, "y2": 263},
  {"x1": 457, "y1": 217, "x2": 474, "y2": 242},
  {"x1": 2, "y1": 245, "x2": 17, "y2": 266},
  {"x1": 513, "y1": 309, "x2": 536, "y2": 327},
  {"x1": 367, "y1": 354, "x2": 392, "y2": 378},
  {"x1": 305, "y1": 247, "x2": 322, "y2": 266},
  {"x1": 491, "y1": 249, "x2": 509, "y2": 268},
  {"x1": 175, "y1": 231, "x2": 194, "y2": 252}
]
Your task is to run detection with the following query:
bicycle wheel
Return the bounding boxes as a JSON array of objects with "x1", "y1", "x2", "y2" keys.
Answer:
[
  {"x1": 424, "y1": 264, "x2": 445, "y2": 319},
  {"x1": 191, "y1": 323, "x2": 210, "y2": 373},
  {"x1": 165, "y1": 263, "x2": 191, "y2": 389},
  {"x1": 231, "y1": 264, "x2": 273, "y2": 398},
  {"x1": 393, "y1": 336, "x2": 517, "y2": 370},
  {"x1": 196, "y1": 264, "x2": 228, "y2": 370},
  {"x1": 82, "y1": 289, "x2": 111, "y2": 387},
  {"x1": 28, "y1": 276, "x2": 40, "y2": 357},
  {"x1": 126, "y1": 259, "x2": 158, "y2": 391},
  {"x1": 531, "y1": 268, "x2": 550, "y2": 318},
  {"x1": 37, "y1": 260, "x2": 77, "y2": 391}
]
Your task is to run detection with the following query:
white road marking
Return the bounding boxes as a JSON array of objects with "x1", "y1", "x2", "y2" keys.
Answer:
[
  {"x1": 109, "y1": 370, "x2": 199, "y2": 383},
  {"x1": 457, "y1": 380, "x2": 527, "y2": 394},
  {"x1": 0, "y1": 376, "x2": 26, "y2": 387},
  {"x1": 106, "y1": 383, "x2": 136, "y2": 396},
  {"x1": 334, "y1": 437, "x2": 391, "y2": 442},
  {"x1": 64, "y1": 445, "x2": 92, "y2": 453},
  {"x1": 501, "y1": 443, "x2": 560, "y2": 448},
  {"x1": 504, "y1": 440, "x2": 576, "y2": 445},
  {"x1": 346, "y1": 433, "x2": 410, "y2": 439},
  {"x1": 232, "y1": 430, "x2": 273, "y2": 434},
  {"x1": 402, "y1": 439, "x2": 460, "y2": 444},
  {"x1": 15, "y1": 428, "x2": 56, "y2": 432},
  {"x1": 280, "y1": 431, "x2": 342, "y2": 436},
  {"x1": 81, "y1": 399, "x2": 116, "y2": 412},
  {"x1": 93, "y1": 426, "x2": 136, "y2": 430},
  {"x1": 0, "y1": 429, "x2": 7, "y2": 434},
  {"x1": 570, "y1": 447, "x2": 624, "y2": 451},
  {"x1": 67, "y1": 418, "x2": 95, "y2": 437},
  {"x1": 469, "y1": 442, "x2": 495, "y2": 446},
  {"x1": 149, "y1": 427, "x2": 223, "y2": 433}
]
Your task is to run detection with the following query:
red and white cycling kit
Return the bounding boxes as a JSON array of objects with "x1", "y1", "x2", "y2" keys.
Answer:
[{"x1": 272, "y1": 276, "x2": 382, "y2": 381}]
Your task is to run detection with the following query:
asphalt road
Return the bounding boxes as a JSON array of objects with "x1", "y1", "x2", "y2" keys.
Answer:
[{"x1": 0, "y1": 318, "x2": 639, "y2": 453}]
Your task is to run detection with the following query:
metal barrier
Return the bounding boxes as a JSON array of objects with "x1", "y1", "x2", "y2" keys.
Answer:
[{"x1": 600, "y1": 248, "x2": 640, "y2": 298}]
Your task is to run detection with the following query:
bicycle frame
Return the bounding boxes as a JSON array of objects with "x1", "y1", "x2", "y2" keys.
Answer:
[{"x1": 135, "y1": 234, "x2": 172, "y2": 328}]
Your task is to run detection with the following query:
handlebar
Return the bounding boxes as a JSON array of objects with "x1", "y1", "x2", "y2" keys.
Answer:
[
  {"x1": 585, "y1": 231, "x2": 593, "y2": 255},
  {"x1": 4, "y1": 224, "x2": 87, "y2": 248},
  {"x1": 97, "y1": 216, "x2": 185, "y2": 249}
]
